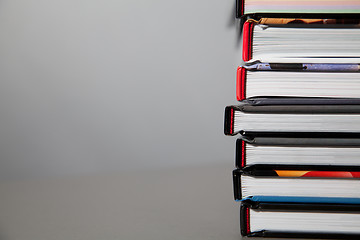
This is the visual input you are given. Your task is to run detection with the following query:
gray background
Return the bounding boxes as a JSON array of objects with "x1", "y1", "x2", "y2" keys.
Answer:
[
  {"x1": 0, "y1": 0, "x2": 240, "y2": 181},
  {"x1": 0, "y1": 0, "x2": 254, "y2": 239}
]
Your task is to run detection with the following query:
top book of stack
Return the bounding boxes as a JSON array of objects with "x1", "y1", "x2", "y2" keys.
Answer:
[{"x1": 236, "y1": 0, "x2": 360, "y2": 19}]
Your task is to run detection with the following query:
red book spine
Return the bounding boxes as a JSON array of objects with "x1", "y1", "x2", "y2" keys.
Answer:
[
  {"x1": 236, "y1": 67, "x2": 246, "y2": 101},
  {"x1": 242, "y1": 21, "x2": 254, "y2": 61},
  {"x1": 241, "y1": 140, "x2": 246, "y2": 167}
]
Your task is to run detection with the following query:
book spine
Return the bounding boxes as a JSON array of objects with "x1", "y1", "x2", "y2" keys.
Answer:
[
  {"x1": 236, "y1": 138, "x2": 246, "y2": 168},
  {"x1": 233, "y1": 170, "x2": 242, "y2": 200},
  {"x1": 236, "y1": 0, "x2": 244, "y2": 18},
  {"x1": 224, "y1": 106, "x2": 235, "y2": 136},
  {"x1": 240, "y1": 202, "x2": 251, "y2": 236},
  {"x1": 236, "y1": 67, "x2": 246, "y2": 101},
  {"x1": 242, "y1": 21, "x2": 254, "y2": 62},
  {"x1": 225, "y1": 106, "x2": 246, "y2": 136}
]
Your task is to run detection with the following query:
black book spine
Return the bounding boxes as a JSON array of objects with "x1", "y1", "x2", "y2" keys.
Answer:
[
  {"x1": 233, "y1": 170, "x2": 242, "y2": 201},
  {"x1": 235, "y1": 0, "x2": 244, "y2": 18},
  {"x1": 224, "y1": 106, "x2": 235, "y2": 136},
  {"x1": 235, "y1": 138, "x2": 246, "y2": 168},
  {"x1": 240, "y1": 203, "x2": 250, "y2": 236}
]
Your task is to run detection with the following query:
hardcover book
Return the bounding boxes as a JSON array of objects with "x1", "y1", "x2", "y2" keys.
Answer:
[
  {"x1": 239, "y1": 196, "x2": 360, "y2": 238},
  {"x1": 235, "y1": 135, "x2": 360, "y2": 168},
  {"x1": 236, "y1": 63, "x2": 360, "y2": 100},
  {"x1": 242, "y1": 21, "x2": 360, "y2": 63},
  {"x1": 233, "y1": 167, "x2": 360, "y2": 200},
  {"x1": 224, "y1": 97, "x2": 360, "y2": 135}
]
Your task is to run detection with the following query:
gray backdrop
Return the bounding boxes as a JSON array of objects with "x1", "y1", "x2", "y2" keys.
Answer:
[{"x1": 0, "y1": 0, "x2": 241, "y2": 181}]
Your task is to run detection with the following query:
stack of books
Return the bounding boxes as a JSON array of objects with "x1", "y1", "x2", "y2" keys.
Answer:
[{"x1": 224, "y1": 1, "x2": 360, "y2": 238}]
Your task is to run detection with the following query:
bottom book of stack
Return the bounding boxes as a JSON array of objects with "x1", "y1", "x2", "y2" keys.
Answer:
[{"x1": 240, "y1": 196, "x2": 360, "y2": 239}]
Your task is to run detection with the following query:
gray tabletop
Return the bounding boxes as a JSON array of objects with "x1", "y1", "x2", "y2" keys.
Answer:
[{"x1": 0, "y1": 163, "x2": 241, "y2": 240}]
